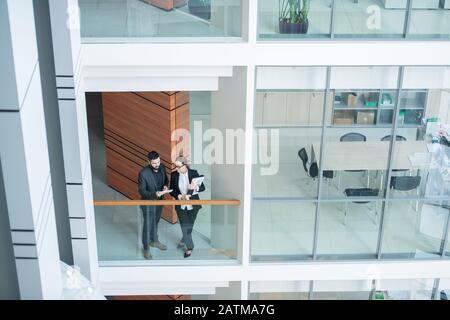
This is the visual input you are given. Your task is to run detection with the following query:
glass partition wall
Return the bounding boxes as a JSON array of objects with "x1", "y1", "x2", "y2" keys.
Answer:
[
  {"x1": 251, "y1": 66, "x2": 450, "y2": 262},
  {"x1": 258, "y1": 0, "x2": 450, "y2": 40},
  {"x1": 79, "y1": 0, "x2": 242, "y2": 40},
  {"x1": 95, "y1": 202, "x2": 239, "y2": 262}
]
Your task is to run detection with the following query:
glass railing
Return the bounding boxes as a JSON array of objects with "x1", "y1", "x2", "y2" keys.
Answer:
[
  {"x1": 94, "y1": 199, "x2": 239, "y2": 263},
  {"x1": 79, "y1": 0, "x2": 242, "y2": 41},
  {"x1": 258, "y1": 0, "x2": 450, "y2": 40}
]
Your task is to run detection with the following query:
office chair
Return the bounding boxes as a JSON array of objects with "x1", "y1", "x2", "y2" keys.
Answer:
[
  {"x1": 381, "y1": 135, "x2": 407, "y2": 142},
  {"x1": 343, "y1": 188, "x2": 380, "y2": 225},
  {"x1": 309, "y1": 162, "x2": 335, "y2": 181},
  {"x1": 298, "y1": 148, "x2": 334, "y2": 185},
  {"x1": 340, "y1": 132, "x2": 367, "y2": 142},
  {"x1": 339, "y1": 132, "x2": 369, "y2": 187},
  {"x1": 380, "y1": 135, "x2": 408, "y2": 174},
  {"x1": 390, "y1": 176, "x2": 421, "y2": 211},
  {"x1": 298, "y1": 148, "x2": 309, "y2": 174}
]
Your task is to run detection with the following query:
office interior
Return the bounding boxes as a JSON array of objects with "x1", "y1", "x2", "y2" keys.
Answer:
[{"x1": 251, "y1": 66, "x2": 450, "y2": 262}]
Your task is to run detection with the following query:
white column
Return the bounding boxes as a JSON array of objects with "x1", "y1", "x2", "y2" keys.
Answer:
[
  {"x1": 0, "y1": 0, "x2": 62, "y2": 299},
  {"x1": 211, "y1": 67, "x2": 248, "y2": 260},
  {"x1": 48, "y1": 0, "x2": 98, "y2": 283}
]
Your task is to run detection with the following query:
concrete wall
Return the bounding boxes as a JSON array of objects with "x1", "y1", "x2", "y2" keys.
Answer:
[
  {"x1": 0, "y1": 0, "x2": 63, "y2": 299},
  {"x1": 33, "y1": 0, "x2": 73, "y2": 265},
  {"x1": 0, "y1": 159, "x2": 20, "y2": 299}
]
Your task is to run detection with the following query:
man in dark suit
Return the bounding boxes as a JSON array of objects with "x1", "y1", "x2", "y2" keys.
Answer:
[
  {"x1": 170, "y1": 156, "x2": 205, "y2": 258},
  {"x1": 138, "y1": 151, "x2": 169, "y2": 259}
]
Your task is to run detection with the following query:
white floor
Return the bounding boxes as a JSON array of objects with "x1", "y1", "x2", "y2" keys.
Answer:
[
  {"x1": 251, "y1": 160, "x2": 448, "y2": 259},
  {"x1": 87, "y1": 92, "x2": 235, "y2": 262},
  {"x1": 258, "y1": 0, "x2": 450, "y2": 37},
  {"x1": 79, "y1": 0, "x2": 227, "y2": 38}
]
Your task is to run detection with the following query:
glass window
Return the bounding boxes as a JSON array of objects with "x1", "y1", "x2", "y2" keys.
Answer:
[
  {"x1": 375, "y1": 278, "x2": 435, "y2": 300},
  {"x1": 316, "y1": 201, "x2": 381, "y2": 259},
  {"x1": 380, "y1": 200, "x2": 448, "y2": 259},
  {"x1": 322, "y1": 67, "x2": 399, "y2": 199},
  {"x1": 438, "y1": 278, "x2": 450, "y2": 300},
  {"x1": 333, "y1": 0, "x2": 406, "y2": 38},
  {"x1": 249, "y1": 281, "x2": 310, "y2": 299},
  {"x1": 391, "y1": 67, "x2": 450, "y2": 199},
  {"x1": 257, "y1": 0, "x2": 332, "y2": 39},
  {"x1": 251, "y1": 201, "x2": 316, "y2": 261},
  {"x1": 312, "y1": 280, "x2": 372, "y2": 299},
  {"x1": 253, "y1": 67, "x2": 327, "y2": 199},
  {"x1": 79, "y1": 0, "x2": 242, "y2": 40},
  {"x1": 95, "y1": 204, "x2": 238, "y2": 262},
  {"x1": 408, "y1": 3, "x2": 450, "y2": 39}
]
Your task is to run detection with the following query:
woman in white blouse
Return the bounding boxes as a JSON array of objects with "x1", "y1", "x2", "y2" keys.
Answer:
[{"x1": 170, "y1": 156, "x2": 206, "y2": 258}]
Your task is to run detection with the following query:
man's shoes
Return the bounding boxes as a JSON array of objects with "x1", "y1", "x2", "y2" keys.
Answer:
[
  {"x1": 143, "y1": 249, "x2": 152, "y2": 260},
  {"x1": 177, "y1": 241, "x2": 186, "y2": 249},
  {"x1": 184, "y1": 249, "x2": 192, "y2": 258},
  {"x1": 150, "y1": 241, "x2": 167, "y2": 251}
]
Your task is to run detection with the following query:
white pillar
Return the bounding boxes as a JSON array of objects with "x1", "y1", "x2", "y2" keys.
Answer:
[
  {"x1": 0, "y1": 0, "x2": 62, "y2": 299},
  {"x1": 48, "y1": 0, "x2": 98, "y2": 283}
]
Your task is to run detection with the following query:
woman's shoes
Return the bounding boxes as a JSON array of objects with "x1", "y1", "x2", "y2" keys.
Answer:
[
  {"x1": 184, "y1": 250, "x2": 192, "y2": 258},
  {"x1": 177, "y1": 241, "x2": 186, "y2": 249}
]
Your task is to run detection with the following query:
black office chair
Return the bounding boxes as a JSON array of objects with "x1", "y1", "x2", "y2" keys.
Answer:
[
  {"x1": 390, "y1": 176, "x2": 421, "y2": 211},
  {"x1": 340, "y1": 132, "x2": 367, "y2": 142},
  {"x1": 380, "y1": 135, "x2": 408, "y2": 175},
  {"x1": 309, "y1": 162, "x2": 334, "y2": 180},
  {"x1": 343, "y1": 188, "x2": 380, "y2": 225},
  {"x1": 298, "y1": 148, "x2": 334, "y2": 184},
  {"x1": 339, "y1": 132, "x2": 369, "y2": 187},
  {"x1": 381, "y1": 135, "x2": 407, "y2": 142},
  {"x1": 298, "y1": 148, "x2": 309, "y2": 174}
]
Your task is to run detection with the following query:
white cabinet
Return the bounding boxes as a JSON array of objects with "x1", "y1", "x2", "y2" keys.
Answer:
[
  {"x1": 255, "y1": 91, "x2": 327, "y2": 126},
  {"x1": 262, "y1": 92, "x2": 287, "y2": 126}
]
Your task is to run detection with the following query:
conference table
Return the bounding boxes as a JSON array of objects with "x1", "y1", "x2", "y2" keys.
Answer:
[
  {"x1": 311, "y1": 141, "x2": 430, "y2": 171},
  {"x1": 311, "y1": 140, "x2": 432, "y2": 191}
]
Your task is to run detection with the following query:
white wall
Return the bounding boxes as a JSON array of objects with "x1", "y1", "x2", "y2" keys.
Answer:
[
  {"x1": 404, "y1": 66, "x2": 450, "y2": 89},
  {"x1": 257, "y1": 67, "x2": 327, "y2": 90},
  {"x1": 211, "y1": 67, "x2": 247, "y2": 254},
  {"x1": 330, "y1": 67, "x2": 399, "y2": 89}
]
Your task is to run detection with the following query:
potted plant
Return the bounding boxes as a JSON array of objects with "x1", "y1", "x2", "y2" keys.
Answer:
[
  {"x1": 188, "y1": 0, "x2": 211, "y2": 20},
  {"x1": 278, "y1": 0, "x2": 310, "y2": 34}
]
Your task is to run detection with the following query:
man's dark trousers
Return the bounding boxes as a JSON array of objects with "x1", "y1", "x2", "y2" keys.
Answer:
[{"x1": 142, "y1": 205, "x2": 163, "y2": 250}]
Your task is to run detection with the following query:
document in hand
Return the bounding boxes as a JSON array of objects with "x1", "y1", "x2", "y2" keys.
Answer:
[{"x1": 191, "y1": 176, "x2": 204, "y2": 195}]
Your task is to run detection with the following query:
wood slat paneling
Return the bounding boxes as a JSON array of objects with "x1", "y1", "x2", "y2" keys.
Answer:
[
  {"x1": 106, "y1": 168, "x2": 140, "y2": 200},
  {"x1": 102, "y1": 92, "x2": 190, "y2": 224},
  {"x1": 135, "y1": 92, "x2": 174, "y2": 110},
  {"x1": 175, "y1": 92, "x2": 189, "y2": 108},
  {"x1": 105, "y1": 147, "x2": 142, "y2": 183}
]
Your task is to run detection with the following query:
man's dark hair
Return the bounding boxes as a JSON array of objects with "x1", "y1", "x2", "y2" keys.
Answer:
[{"x1": 148, "y1": 151, "x2": 159, "y2": 161}]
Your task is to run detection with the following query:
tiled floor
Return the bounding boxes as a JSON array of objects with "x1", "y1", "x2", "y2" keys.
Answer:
[
  {"x1": 251, "y1": 160, "x2": 448, "y2": 259},
  {"x1": 87, "y1": 92, "x2": 235, "y2": 262}
]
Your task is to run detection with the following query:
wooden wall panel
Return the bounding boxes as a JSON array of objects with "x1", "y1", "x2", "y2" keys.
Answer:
[
  {"x1": 102, "y1": 92, "x2": 190, "y2": 224},
  {"x1": 106, "y1": 168, "x2": 140, "y2": 200},
  {"x1": 142, "y1": 0, "x2": 187, "y2": 11},
  {"x1": 103, "y1": 92, "x2": 173, "y2": 164}
]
